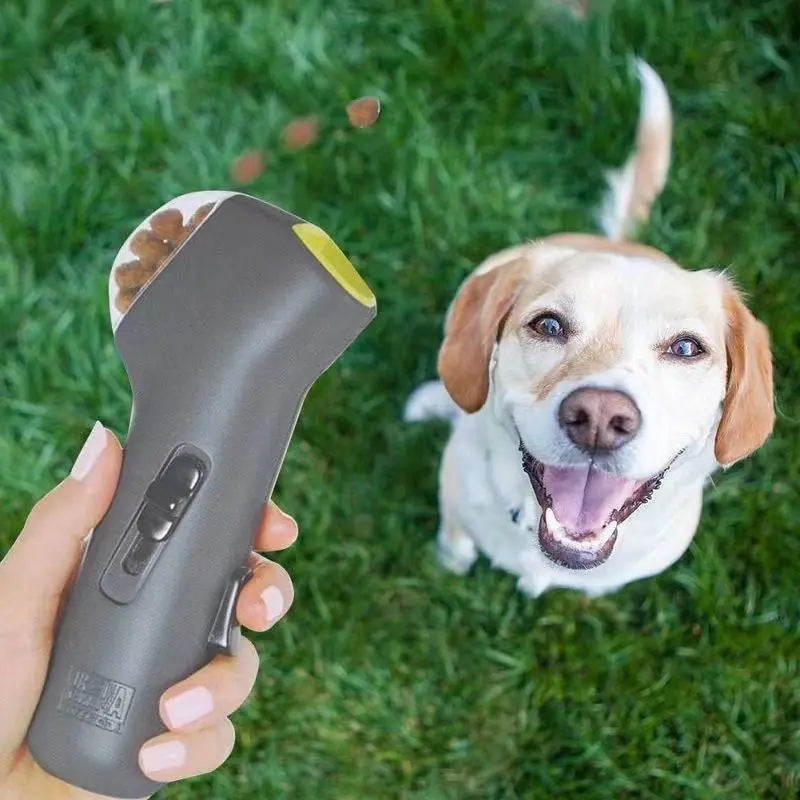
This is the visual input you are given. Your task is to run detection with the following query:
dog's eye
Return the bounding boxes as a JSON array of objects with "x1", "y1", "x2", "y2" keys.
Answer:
[
  {"x1": 668, "y1": 337, "x2": 704, "y2": 358},
  {"x1": 529, "y1": 314, "x2": 566, "y2": 339}
]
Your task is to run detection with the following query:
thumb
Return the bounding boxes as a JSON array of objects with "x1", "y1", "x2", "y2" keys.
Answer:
[{"x1": 0, "y1": 421, "x2": 123, "y2": 638}]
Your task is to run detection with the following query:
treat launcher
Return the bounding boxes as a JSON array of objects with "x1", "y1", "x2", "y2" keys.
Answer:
[{"x1": 26, "y1": 191, "x2": 377, "y2": 797}]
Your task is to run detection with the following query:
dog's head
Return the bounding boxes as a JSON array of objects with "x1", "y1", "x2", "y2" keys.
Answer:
[{"x1": 437, "y1": 235, "x2": 774, "y2": 570}]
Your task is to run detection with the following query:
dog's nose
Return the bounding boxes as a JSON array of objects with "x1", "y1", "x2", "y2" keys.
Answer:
[{"x1": 558, "y1": 388, "x2": 641, "y2": 452}]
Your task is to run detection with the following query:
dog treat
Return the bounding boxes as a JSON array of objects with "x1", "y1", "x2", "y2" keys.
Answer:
[
  {"x1": 114, "y1": 286, "x2": 140, "y2": 313},
  {"x1": 114, "y1": 259, "x2": 156, "y2": 290},
  {"x1": 149, "y1": 208, "x2": 185, "y2": 245},
  {"x1": 169, "y1": 225, "x2": 193, "y2": 248},
  {"x1": 187, "y1": 202, "x2": 215, "y2": 230},
  {"x1": 129, "y1": 230, "x2": 171, "y2": 267},
  {"x1": 282, "y1": 116, "x2": 319, "y2": 151},
  {"x1": 230, "y1": 150, "x2": 266, "y2": 184},
  {"x1": 346, "y1": 96, "x2": 381, "y2": 128}
]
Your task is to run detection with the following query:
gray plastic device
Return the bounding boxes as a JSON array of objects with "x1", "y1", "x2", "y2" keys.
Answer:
[{"x1": 26, "y1": 191, "x2": 377, "y2": 797}]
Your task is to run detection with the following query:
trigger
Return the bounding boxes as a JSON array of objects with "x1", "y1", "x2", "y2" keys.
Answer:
[{"x1": 207, "y1": 565, "x2": 251, "y2": 656}]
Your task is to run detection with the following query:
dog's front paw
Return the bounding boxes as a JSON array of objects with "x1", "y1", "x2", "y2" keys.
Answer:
[
  {"x1": 436, "y1": 530, "x2": 478, "y2": 576},
  {"x1": 516, "y1": 573, "x2": 547, "y2": 598}
]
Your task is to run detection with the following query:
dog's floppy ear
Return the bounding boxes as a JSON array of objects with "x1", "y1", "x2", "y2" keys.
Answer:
[
  {"x1": 437, "y1": 258, "x2": 527, "y2": 413},
  {"x1": 714, "y1": 282, "x2": 775, "y2": 466}
]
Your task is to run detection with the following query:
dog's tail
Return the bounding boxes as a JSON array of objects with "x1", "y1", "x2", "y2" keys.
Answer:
[
  {"x1": 403, "y1": 380, "x2": 462, "y2": 425},
  {"x1": 599, "y1": 59, "x2": 672, "y2": 241}
]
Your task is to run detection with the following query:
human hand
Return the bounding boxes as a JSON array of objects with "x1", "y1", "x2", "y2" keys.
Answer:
[{"x1": 0, "y1": 422, "x2": 296, "y2": 799}]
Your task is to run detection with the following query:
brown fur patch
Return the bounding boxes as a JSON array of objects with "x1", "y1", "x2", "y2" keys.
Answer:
[
  {"x1": 542, "y1": 232, "x2": 675, "y2": 264},
  {"x1": 534, "y1": 321, "x2": 621, "y2": 401},
  {"x1": 630, "y1": 123, "x2": 671, "y2": 225},
  {"x1": 437, "y1": 258, "x2": 529, "y2": 412},
  {"x1": 714, "y1": 284, "x2": 775, "y2": 465}
]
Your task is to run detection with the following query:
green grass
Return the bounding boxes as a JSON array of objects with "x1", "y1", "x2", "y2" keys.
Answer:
[{"x1": 1, "y1": 0, "x2": 799, "y2": 797}]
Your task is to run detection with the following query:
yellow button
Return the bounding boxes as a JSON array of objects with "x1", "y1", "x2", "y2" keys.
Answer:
[{"x1": 292, "y1": 223, "x2": 376, "y2": 309}]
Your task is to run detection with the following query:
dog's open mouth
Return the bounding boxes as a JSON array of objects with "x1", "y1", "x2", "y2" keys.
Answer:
[{"x1": 520, "y1": 444, "x2": 673, "y2": 570}]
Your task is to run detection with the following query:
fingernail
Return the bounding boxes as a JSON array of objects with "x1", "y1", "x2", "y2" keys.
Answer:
[
  {"x1": 277, "y1": 512, "x2": 298, "y2": 539},
  {"x1": 163, "y1": 686, "x2": 213, "y2": 728},
  {"x1": 272, "y1": 504, "x2": 298, "y2": 538},
  {"x1": 70, "y1": 421, "x2": 107, "y2": 481},
  {"x1": 261, "y1": 585, "x2": 286, "y2": 625},
  {"x1": 140, "y1": 740, "x2": 186, "y2": 774}
]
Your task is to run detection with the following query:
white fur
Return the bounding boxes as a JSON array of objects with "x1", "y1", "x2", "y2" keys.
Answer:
[
  {"x1": 405, "y1": 63, "x2": 744, "y2": 597},
  {"x1": 636, "y1": 59, "x2": 671, "y2": 126},
  {"x1": 600, "y1": 160, "x2": 636, "y2": 241},
  {"x1": 403, "y1": 380, "x2": 461, "y2": 423},
  {"x1": 417, "y1": 243, "x2": 730, "y2": 597}
]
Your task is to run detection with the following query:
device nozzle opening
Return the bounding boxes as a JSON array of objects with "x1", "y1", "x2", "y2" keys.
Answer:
[{"x1": 108, "y1": 191, "x2": 235, "y2": 331}]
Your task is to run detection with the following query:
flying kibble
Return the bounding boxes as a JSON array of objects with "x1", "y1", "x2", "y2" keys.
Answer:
[
  {"x1": 282, "y1": 116, "x2": 319, "y2": 151},
  {"x1": 553, "y1": 0, "x2": 589, "y2": 18},
  {"x1": 346, "y1": 96, "x2": 381, "y2": 128},
  {"x1": 230, "y1": 150, "x2": 266, "y2": 184}
]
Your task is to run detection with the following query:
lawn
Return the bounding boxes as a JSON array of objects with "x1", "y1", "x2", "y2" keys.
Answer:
[{"x1": 1, "y1": 1, "x2": 798, "y2": 797}]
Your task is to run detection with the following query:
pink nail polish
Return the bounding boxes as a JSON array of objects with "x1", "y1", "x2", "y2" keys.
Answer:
[
  {"x1": 140, "y1": 740, "x2": 186, "y2": 774},
  {"x1": 70, "y1": 421, "x2": 107, "y2": 481},
  {"x1": 163, "y1": 686, "x2": 213, "y2": 728},
  {"x1": 261, "y1": 585, "x2": 286, "y2": 624}
]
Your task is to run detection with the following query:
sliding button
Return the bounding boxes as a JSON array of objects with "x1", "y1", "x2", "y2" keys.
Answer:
[
  {"x1": 122, "y1": 536, "x2": 159, "y2": 576},
  {"x1": 145, "y1": 480, "x2": 186, "y2": 515},
  {"x1": 137, "y1": 503, "x2": 174, "y2": 542},
  {"x1": 161, "y1": 453, "x2": 205, "y2": 495}
]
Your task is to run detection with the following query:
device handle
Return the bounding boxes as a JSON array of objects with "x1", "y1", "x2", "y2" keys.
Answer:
[{"x1": 25, "y1": 193, "x2": 376, "y2": 797}]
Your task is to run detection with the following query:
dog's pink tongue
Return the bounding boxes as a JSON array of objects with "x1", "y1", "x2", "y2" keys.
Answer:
[{"x1": 542, "y1": 465, "x2": 636, "y2": 533}]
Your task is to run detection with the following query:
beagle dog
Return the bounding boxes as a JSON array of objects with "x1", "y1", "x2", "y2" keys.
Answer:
[{"x1": 405, "y1": 62, "x2": 774, "y2": 597}]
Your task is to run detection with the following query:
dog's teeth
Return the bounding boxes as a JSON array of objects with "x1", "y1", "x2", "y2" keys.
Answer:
[
  {"x1": 545, "y1": 508, "x2": 569, "y2": 544},
  {"x1": 597, "y1": 520, "x2": 618, "y2": 547},
  {"x1": 543, "y1": 509, "x2": 618, "y2": 555},
  {"x1": 545, "y1": 508, "x2": 572, "y2": 546}
]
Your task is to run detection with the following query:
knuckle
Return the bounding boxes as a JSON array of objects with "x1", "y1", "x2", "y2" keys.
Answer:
[{"x1": 24, "y1": 492, "x2": 56, "y2": 531}]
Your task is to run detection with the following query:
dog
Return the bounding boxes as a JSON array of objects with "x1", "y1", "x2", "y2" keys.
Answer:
[{"x1": 404, "y1": 61, "x2": 775, "y2": 598}]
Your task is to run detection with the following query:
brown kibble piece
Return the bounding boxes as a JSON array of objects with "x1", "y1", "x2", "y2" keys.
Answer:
[
  {"x1": 151, "y1": 258, "x2": 169, "y2": 280},
  {"x1": 172, "y1": 226, "x2": 193, "y2": 245},
  {"x1": 187, "y1": 202, "x2": 215, "y2": 229},
  {"x1": 282, "y1": 116, "x2": 319, "y2": 151},
  {"x1": 230, "y1": 150, "x2": 266, "y2": 184},
  {"x1": 130, "y1": 230, "x2": 171, "y2": 266},
  {"x1": 346, "y1": 96, "x2": 381, "y2": 128},
  {"x1": 553, "y1": 0, "x2": 589, "y2": 18},
  {"x1": 149, "y1": 209, "x2": 185, "y2": 245},
  {"x1": 114, "y1": 259, "x2": 156, "y2": 290},
  {"x1": 115, "y1": 287, "x2": 140, "y2": 313}
]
